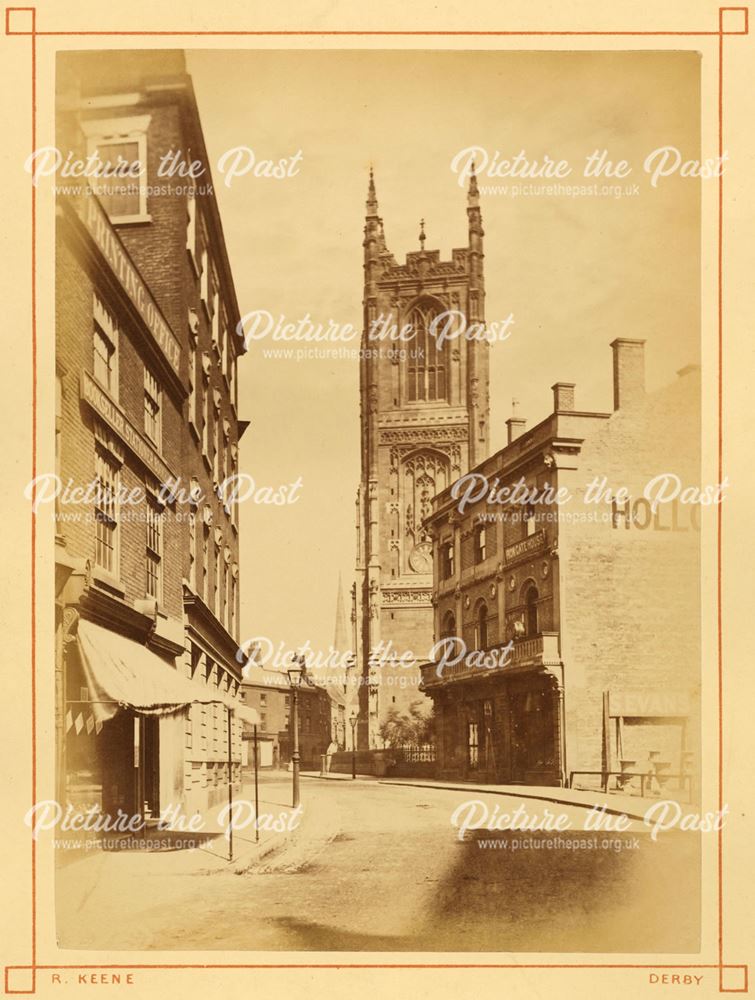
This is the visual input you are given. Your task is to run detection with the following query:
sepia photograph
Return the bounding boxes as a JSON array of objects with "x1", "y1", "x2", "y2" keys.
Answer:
[{"x1": 47, "y1": 46, "x2": 708, "y2": 953}]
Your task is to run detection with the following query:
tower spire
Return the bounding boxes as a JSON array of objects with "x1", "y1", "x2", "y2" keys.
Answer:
[
  {"x1": 366, "y1": 165, "x2": 379, "y2": 218},
  {"x1": 418, "y1": 218, "x2": 426, "y2": 251}
]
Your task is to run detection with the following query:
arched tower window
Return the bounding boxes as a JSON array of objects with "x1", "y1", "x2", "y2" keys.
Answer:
[
  {"x1": 403, "y1": 450, "x2": 451, "y2": 551},
  {"x1": 406, "y1": 301, "x2": 448, "y2": 402}
]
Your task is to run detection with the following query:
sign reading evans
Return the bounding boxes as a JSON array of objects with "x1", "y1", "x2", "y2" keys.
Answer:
[
  {"x1": 609, "y1": 691, "x2": 692, "y2": 718},
  {"x1": 77, "y1": 192, "x2": 181, "y2": 374}
]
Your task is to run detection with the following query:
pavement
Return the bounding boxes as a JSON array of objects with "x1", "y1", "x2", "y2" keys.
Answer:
[
  {"x1": 302, "y1": 770, "x2": 679, "y2": 820},
  {"x1": 55, "y1": 774, "x2": 701, "y2": 953}
]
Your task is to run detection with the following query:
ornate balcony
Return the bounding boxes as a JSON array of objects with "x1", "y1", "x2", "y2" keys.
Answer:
[
  {"x1": 420, "y1": 631, "x2": 561, "y2": 689},
  {"x1": 510, "y1": 631, "x2": 561, "y2": 668}
]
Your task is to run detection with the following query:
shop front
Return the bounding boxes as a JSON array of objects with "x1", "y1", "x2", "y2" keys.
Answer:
[
  {"x1": 59, "y1": 614, "x2": 258, "y2": 826},
  {"x1": 426, "y1": 663, "x2": 564, "y2": 786}
]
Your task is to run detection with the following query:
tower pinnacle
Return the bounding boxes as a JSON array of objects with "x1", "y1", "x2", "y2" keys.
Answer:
[
  {"x1": 366, "y1": 165, "x2": 379, "y2": 218},
  {"x1": 468, "y1": 159, "x2": 479, "y2": 203}
]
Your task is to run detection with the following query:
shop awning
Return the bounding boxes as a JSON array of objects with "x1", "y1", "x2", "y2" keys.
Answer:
[{"x1": 77, "y1": 619, "x2": 260, "y2": 726}]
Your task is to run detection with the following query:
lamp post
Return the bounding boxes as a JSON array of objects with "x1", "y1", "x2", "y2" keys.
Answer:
[
  {"x1": 349, "y1": 708, "x2": 358, "y2": 780},
  {"x1": 287, "y1": 654, "x2": 305, "y2": 808}
]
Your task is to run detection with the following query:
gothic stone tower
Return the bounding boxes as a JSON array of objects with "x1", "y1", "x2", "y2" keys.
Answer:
[{"x1": 355, "y1": 168, "x2": 490, "y2": 748}]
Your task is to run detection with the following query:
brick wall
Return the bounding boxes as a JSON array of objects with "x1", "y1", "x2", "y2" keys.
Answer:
[{"x1": 560, "y1": 368, "x2": 701, "y2": 777}]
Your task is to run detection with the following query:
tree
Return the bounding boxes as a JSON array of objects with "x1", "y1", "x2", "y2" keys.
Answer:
[{"x1": 378, "y1": 700, "x2": 434, "y2": 748}]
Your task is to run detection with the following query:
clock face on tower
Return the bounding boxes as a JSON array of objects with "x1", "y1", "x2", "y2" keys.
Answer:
[{"x1": 408, "y1": 541, "x2": 433, "y2": 575}]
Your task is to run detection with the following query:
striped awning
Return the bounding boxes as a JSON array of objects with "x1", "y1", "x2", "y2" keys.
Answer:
[{"x1": 76, "y1": 619, "x2": 260, "y2": 726}]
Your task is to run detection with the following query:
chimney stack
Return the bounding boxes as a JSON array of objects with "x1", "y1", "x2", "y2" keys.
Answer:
[
  {"x1": 506, "y1": 398, "x2": 526, "y2": 444},
  {"x1": 551, "y1": 382, "x2": 576, "y2": 412},
  {"x1": 610, "y1": 338, "x2": 645, "y2": 410}
]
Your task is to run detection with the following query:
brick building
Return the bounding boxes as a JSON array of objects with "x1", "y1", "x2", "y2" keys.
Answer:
[
  {"x1": 421, "y1": 340, "x2": 701, "y2": 789},
  {"x1": 278, "y1": 680, "x2": 333, "y2": 770},
  {"x1": 354, "y1": 169, "x2": 490, "y2": 748},
  {"x1": 240, "y1": 667, "x2": 290, "y2": 769},
  {"x1": 54, "y1": 50, "x2": 251, "y2": 821}
]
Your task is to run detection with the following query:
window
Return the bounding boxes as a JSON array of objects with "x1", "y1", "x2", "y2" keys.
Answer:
[
  {"x1": 474, "y1": 524, "x2": 487, "y2": 564},
  {"x1": 202, "y1": 380, "x2": 212, "y2": 466},
  {"x1": 525, "y1": 585, "x2": 539, "y2": 637},
  {"x1": 441, "y1": 539, "x2": 454, "y2": 579},
  {"x1": 202, "y1": 526, "x2": 209, "y2": 604},
  {"x1": 223, "y1": 316, "x2": 231, "y2": 383},
  {"x1": 199, "y1": 233, "x2": 209, "y2": 306},
  {"x1": 224, "y1": 559, "x2": 231, "y2": 630},
  {"x1": 222, "y1": 420, "x2": 231, "y2": 492},
  {"x1": 441, "y1": 610, "x2": 456, "y2": 640},
  {"x1": 260, "y1": 712, "x2": 267, "y2": 730},
  {"x1": 260, "y1": 693, "x2": 267, "y2": 707},
  {"x1": 188, "y1": 309, "x2": 199, "y2": 433},
  {"x1": 440, "y1": 610, "x2": 462, "y2": 661},
  {"x1": 188, "y1": 349, "x2": 197, "y2": 432},
  {"x1": 230, "y1": 350, "x2": 237, "y2": 411},
  {"x1": 81, "y1": 115, "x2": 150, "y2": 222},
  {"x1": 230, "y1": 566, "x2": 238, "y2": 636},
  {"x1": 468, "y1": 721, "x2": 480, "y2": 770},
  {"x1": 474, "y1": 601, "x2": 488, "y2": 650},
  {"x1": 94, "y1": 449, "x2": 119, "y2": 574},
  {"x1": 214, "y1": 542, "x2": 221, "y2": 618},
  {"x1": 214, "y1": 413, "x2": 223, "y2": 486},
  {"x1": 186, "y1": 191, "x2": 197, "y2": 260},
  {"x1": 93, "y1": 297, "x2": 118, "y2": 398},
  {"x1": 93, "y1": 328, "x2": 116, "y2": 394},
  {"x1": 143, "y1": 368, "x2": 161, "y2": 447},
  {"x1": 406, "y1": 301, "x2": 448, "y2": 402},
  {"x1": 524, "y1": 503, "x2": 537, "y2": 537},
  {"x1": 211, "y1": 279, "x2": 220, "y2": 353},
  {"x1": 188, "y1": 513, "x2": 197, "y2": 590},
  {"x1": 146, "y1": 499, "x2": 163, "y2": 601}
]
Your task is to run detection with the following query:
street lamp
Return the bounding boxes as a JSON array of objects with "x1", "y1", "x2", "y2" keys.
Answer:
[
  {"x1": 287, "y1": 654, "x2": 305, "y2": 808},
  {"x1": 349, "y1": 708, "x2": 359, "y2": 780}
]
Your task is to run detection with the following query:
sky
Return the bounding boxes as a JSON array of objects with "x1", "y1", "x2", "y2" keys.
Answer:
[{"x1": 185, "y1": 48, "x2": 700, "y2": 660}]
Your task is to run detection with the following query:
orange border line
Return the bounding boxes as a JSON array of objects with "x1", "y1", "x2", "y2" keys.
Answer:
[
  {"x1": 23, "y1": 29, "x2": 742, "y2": 36},
  {"x1": 28, "y1": 8, "x2": 37, "y2": 995},
  {"x1": 718, "y1": 5, "x2": 726, "y2": 990},
  {"x1": 22, "y1": 963, "x2": 731, "y2": 971},
  {"x1": 3, "y1": 3, "x2": 748, "y2": 992}
]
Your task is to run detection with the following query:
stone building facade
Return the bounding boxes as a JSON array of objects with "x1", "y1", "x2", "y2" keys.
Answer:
[
  {"x1": 54, "y1": 50, "x2": 249, "y2": 820},
  {"x1": 422, "y1": 340, "x2": 701, "y2": 790},
  {"x1": 355, "y1": 169, "x2": 490, "y2": 747}
]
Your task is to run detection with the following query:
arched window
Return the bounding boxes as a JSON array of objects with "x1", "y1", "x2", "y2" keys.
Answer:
[
  {"x1": 403, "y1": 450, "x2": 450, "y2": 549},
  {"x1": 406, "y1": 301, "x2": 448, "y2": 402},
  {"x1": 525, "y1": 585, "x2": 539, "y2": 637},
  {"x1": 475, "y1": 600, "x2": 488, "y2": 649},
  {"x1": 441, "y1": 610, "x2": 456, "y2": 639}
]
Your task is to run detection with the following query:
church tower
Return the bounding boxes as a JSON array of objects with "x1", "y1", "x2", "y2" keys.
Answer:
[{"x1": 355, "y1": 168, "x2": 490, "y2": 747}]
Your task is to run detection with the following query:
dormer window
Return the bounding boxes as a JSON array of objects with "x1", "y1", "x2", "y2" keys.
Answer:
[{"x1": 81, "y1": 115, "x2": 151, "y2": 223}]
